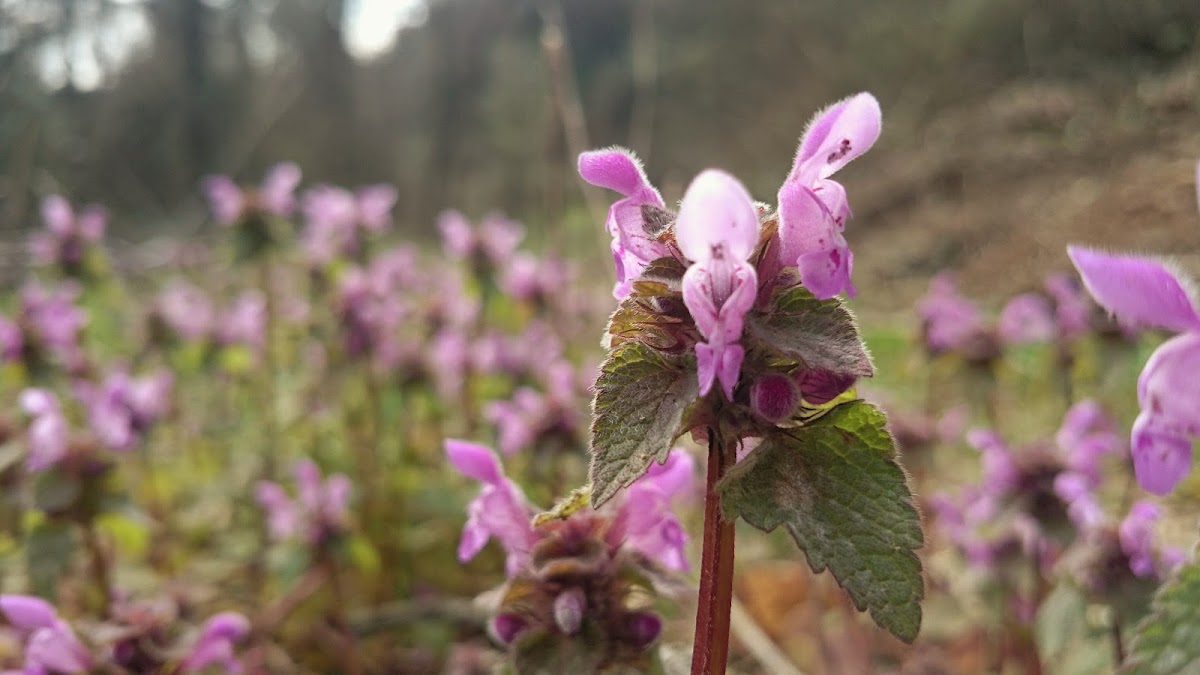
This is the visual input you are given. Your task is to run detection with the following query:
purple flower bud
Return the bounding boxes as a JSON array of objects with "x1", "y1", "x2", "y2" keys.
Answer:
[
  {"x1": 750, "y1": 373, "x2": 800, "y2": 423},
  {"x1": 491, "y1": 613, "x2": 527, "y2": 645},
  {"x1": 795, "y1": 368, "x2": 855, "y2": 405},
  {"x1": 552, "y1": 588, "x2": 586, "y2": 635},
  {"x1": 623, "y1": 611, "x2": 662, "y2": 648}
]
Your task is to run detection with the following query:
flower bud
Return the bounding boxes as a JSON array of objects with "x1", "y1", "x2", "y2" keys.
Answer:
[
  {"x1": 491, "y1": 613, "x2": 527, "y2": 645},
  {"x1": 749, "y1": 373, "x2": 800, "y2": 423},
  {"x1": 552, "y1": 588, "x2": 586, "y2": 635}
]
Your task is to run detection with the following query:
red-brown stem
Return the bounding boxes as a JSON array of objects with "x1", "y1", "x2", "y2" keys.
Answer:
[{"x1": 692, "y1": 428, "x2": 737, "y2": 675}]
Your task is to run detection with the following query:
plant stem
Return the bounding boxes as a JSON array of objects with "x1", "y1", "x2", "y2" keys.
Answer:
[
  {"x1": 1111, "y1": 612, "x2": 1125, "y2": 667},
  {"x1": 82, "y1": 522, "x2": 111, "y2": 616},
  {"x1": 691, "y1": 428, "x2": 737, "y2": 675}
]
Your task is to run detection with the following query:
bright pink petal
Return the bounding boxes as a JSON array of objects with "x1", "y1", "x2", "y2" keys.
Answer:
[
  {"x1": 202, "y1": 176, "x2": 244, "y2": 225},
  {"x1": 998, "y1": 293, "x2": 1056, "y2": 344},
  {"x1": 0, "y1": 595, "x2": 57, "y2": 631},
  {"x1": 797, "y1": 242, "x2": 854, "y2": 299},
  {"x1": 1138, "y1": 333, "x2": 1200, "y2": 429},
  {"x1": 1131, "y1": 412, "x2": 1193, "y2": 495},
  {"x1": 445, "y1": 439, "x2": 503, "y2": 485},
  {"x1": 716, "y1": 343, "x2": 745, "y2": 401},
  {"x1": 674, "y1": 170, "x2": 759, "y2": 263},
  {"x1": 695, "y1": 342, "x2": 717, "y2": 397},
  {"x1": 578, "y1": 148, "x2": 659, "y2": 199},
  {"x1": 790, "y1": 92, "x2": 882, "y2": 186},
  {"x1": 76, "y1": 206, "x2": 106, "y2": 241},
  {"x1": 260, "y1": 162, "x2": 301, "y2": 216},
  {"x1": 356, "y1": 184, "x2": 398, "y2": 231},
  {"x1": 40, "y1": 196, "x2": 73, "y2": 235},
  {"x1": 638, "y1": 449, "x2": 694, "y2": 498},
  {"x1": 1067, "y1": 246, "x2": 1200, "y2": 332}
]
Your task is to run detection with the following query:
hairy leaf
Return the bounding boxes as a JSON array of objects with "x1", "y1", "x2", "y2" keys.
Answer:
[
  {"x1": 1124, "y1": 562, "x2": 1200, "y2": 674},
  {"x1": 590, "y1": 342, "x2": 697, "y2": 507},
  {"x1": 718, "y1": 400, "x2": 924, "y2": 642},
  {"x1": 747, "y1": 285, "x2": 874, "y2": 377}
]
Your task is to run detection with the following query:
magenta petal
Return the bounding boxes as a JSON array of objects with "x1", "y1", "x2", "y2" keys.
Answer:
[
  {"x1": 356, "y1": 184, "x2": 398, "y2": 231},
  {"x1": 26, "y1": 624, "x2": 92, "y2": 673},
  {"x1": 797, "y1": 243, "x2": 853, "y2": 299},
  {"x1": 998, "y1": 293, "x2": 1056, "y2": 344},
  {"x1": 1131, "y1": 412, "x2": 1193, "y2": 495},
  {"x1": 445, "y1": 439, "x2": 503, "y2": 485},
  {"x1": 0, "y1": 595, "x2": 57, "y2": 631},
  {"x1": 675, "y1": 170, "x2": 760, "y2": 263},
  {"x1": 1138, "y1": 333, "x2": 1200, "y2": 430},
  {"x1": 202, "y1": 176, "x2": 244, "y2": 225},
  {"x1": 491, "y1": 614, "x2": 527, "y2": 644},
  {"x1": 1067, "y1": 246, "x2": 1200, "y2": 332},
  {"x1": 40, "y1": 196, "x2": 73, "y2": 235},
  {"x1": 260, "y1": 162, "x2": 301, "y2": 216},
  {"x1": 716, "y1": 343, "x2": 745, "y2": 401},
  {"x1": 577, "y1": 148, "x2": 657, "y2": 198},
  {"x1": 639, "y1": 449, "x2": 695, "y2": 498},
  {"x1": 791, "y1": 92, "x2": 882, "y2": 185}
]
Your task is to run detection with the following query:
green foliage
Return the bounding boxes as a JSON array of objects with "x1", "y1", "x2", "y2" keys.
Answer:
[
  {"x1": 717, "y1": 400, "x2": 924, "y2": 642},
  {"x1": 746, "y1": 285, "x2": 874, "y2": 377},
  {"x1": 26, "y1": 521, "x2": 75, "y2": 599},
  {"x1": 1124, "y1": 562, "x2": 1200, "y2": 674},
  {"x1": 589, "y1": 341, "x2": 697, "y2": 507}
]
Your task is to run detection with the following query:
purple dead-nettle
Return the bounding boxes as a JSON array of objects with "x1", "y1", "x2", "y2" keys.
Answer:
[
  {"x1": 676, "y1": 170, "x2": 760, "y2": 399},
  {"x1": 580, "y1": 93, "x2": 924, "y2": 654},
  {"x1": 445, "y1": 440, "x2": 692, "y2": 669},
  {"x1": 1068, "y1": 246, "x2": 1200, "y2": 494},
  {"x1": 203, "y1": 162, "x2": 301, "y2": 226},
  {"x1": 256, "y1": 459, "x2": 352, "y2": 545},
  {"x1": 30, "y1": 194, "x2": 107, "y2": 273}
]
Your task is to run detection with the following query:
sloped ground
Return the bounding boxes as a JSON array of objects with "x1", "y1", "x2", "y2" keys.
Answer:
[{"x1": 849, "y1": 63, "x2": 1200, "y2": 324}]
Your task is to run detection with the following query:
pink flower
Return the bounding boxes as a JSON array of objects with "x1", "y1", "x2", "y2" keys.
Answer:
[
  {"x1": 203, "y1": 162, "x2": 301, "y2": 225},
  {"x1": 445, "y1": 440, "x2": 538, "y2": 576},
  {"x1": 180, "y1": 612, "x2": 250, "y2": 674},
  {"x1": 998, "y1": 292, "x2": 1056, "y2": 345},
  {"x1": 916, "y1": 273, "x2": 986, "y2": 354},
  {"x1": 19, "y1": 389, "x2": 69, "y2": 472},
  {"x1": 676, "y1": 170, "x2": 760, "y2": 399},
  {"x1": 775, "y1": 93, "x2": 881, "y2": 299},
  {"x1": 577, "y1": 149, "x2": 671, "y2": 298},
  {"x1": 1068, "y1": 246, "x2": 1200, "y2": 494},
  {"x1": 0, "y1": 595, "x2": 93, "y2": 674},
  {"x1": 255, "y1": 460, "x2": 351, "y2": 544},
  {"x1": 29, "y1": 195, "x2": 106, "y2": 268},
  {"x1": 606, "y1": 450, "x2": 694, "y2": 571},
  {"x1": 156, "y1": 280, "x2": 215, "y2": 342}
]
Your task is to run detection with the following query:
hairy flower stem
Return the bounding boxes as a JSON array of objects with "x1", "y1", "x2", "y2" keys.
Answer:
[{"x1": 691, "y1": 428, "x2": 736, "y2": 675}]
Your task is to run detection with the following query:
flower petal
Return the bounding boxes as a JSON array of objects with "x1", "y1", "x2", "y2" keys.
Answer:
[
  {"x1": 0, "y1": 595, "x2": 57, "y2": 631},
  {"x1": 790, "y1": 92, "x2": 882, "y2": 186},
  {"x1": 445, "y1": 439, "x2": 503, "y2": 485},
  {"x1": 1067, "y1": 246, "x2": 1200, "y2": 332},
  {"x1": 674, "y1": 169, "x2": 760, "y2": 263},
  {"x1": 578, "y1": 148, "x2": 659, "y2": 199},
  {"x1": 1131, "y1": 412, "x2": 1193, "y2": 495}
]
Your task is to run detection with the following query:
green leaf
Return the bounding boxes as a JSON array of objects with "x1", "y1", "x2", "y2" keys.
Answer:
[
  {"x1": 26, "y1": 521, "x2": 76, "y2": 598},
  {"x1": 589, "y1": 342, "x2": 697, "y2": 507},
  {"x1": 33, "y1": 469, "x2": 82, "y2": 514},
  {"x1": 1124, "y1": 562, "x2": 1200, "y2": 674},
  {"x1": 717, "y1": 400, "x2": 924, "y2": 642},
  {"x1": 747, "y1": 285, "x2": 874, "y2": 377}
]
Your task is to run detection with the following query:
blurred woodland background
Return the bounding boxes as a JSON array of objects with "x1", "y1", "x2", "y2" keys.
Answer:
[{"x1": 2, "y1": 0, "x2": 1200, "y2": 309}]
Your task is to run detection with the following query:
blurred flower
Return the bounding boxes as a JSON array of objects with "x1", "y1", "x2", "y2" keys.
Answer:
[
  {"x1": 676, "y1": 170, "x2": 760, "y2": 399},
  {"x1": 29, "y1": 195, "x2": 106, "y2": 270},
  {"x1": 437, "y1": 210, "x2": 525, "y2": 271},
  {"x1": 20, "y1": 281, "x2": 87, "y2": 372},
  {"x1": 774, "y1": 92, "x2": 881, "y2": 299},
  {"x1": 1068, "y1": 246, "x2": 1200, "y2": 494},
  {"x1": 74, "y1": 369, "x2": 173, "y2": 451},
  {"x1": 217, "y1": 291, "x2": 266, "y2": 354},
  {"x1": 203, "y1": 162, "x2": 301, "y2": 225},
  {"x1": 19, "y1": 388, "x2": 69, "y2": 472},
  {"x1": 998, "y1": 292, "x2": 1056, "y2": 345},
  {"x1": 300, "y1": 183, "x2": 398, "y2": 266},
  {"x1": 0, "y1": 594, "x2": 93, "y2": 674},
  {"x1": 155, "y1": 280, "x2": 215, "y2": 343},
  {"x1": 916, "y1": 273, "x2": 989, "y2": 357},
  {"x1": 179, "y1": 612, "x2": 250, "y2": 674},
  {"x1": 1044, "y1": 273, "x2": 1092, "y2": 341},
  {"x1": 446, "y1": 440, "x2": 693, "y2": 576},
  {"x1": 485, "y1": 361, "x2": 583, "y2": 456},
  {"x1": 0, "y1": 314, "x2": 23, "y2": 362},
  {"x1": 255, "y1": 459, "x2": 352, "y2": 545}
]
